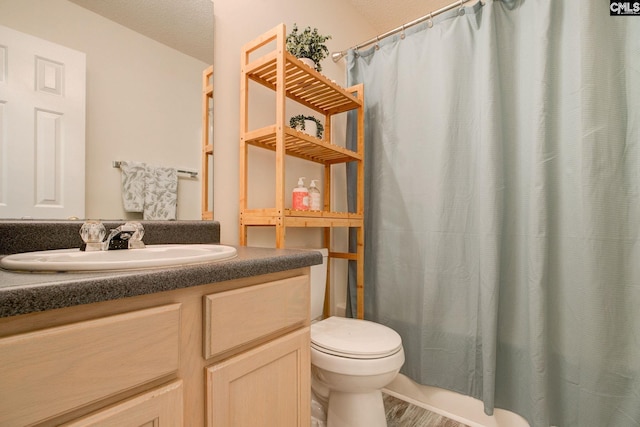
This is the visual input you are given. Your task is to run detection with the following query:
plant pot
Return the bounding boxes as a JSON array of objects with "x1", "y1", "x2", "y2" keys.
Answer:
[
  {"x1": 290, "y1": 115, "x2": 323, "y2": 138},
  {"x1": 299, "y1": 58, "x2": 316, "y2": 69},
  {"x1": 296, "y1": 119, "x2": 317, "y2": 138}
]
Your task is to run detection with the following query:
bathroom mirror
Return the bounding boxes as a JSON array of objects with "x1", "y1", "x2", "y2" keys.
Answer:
[{"x1": 0, "y1": 0, "x2": 213, "y2": 220}]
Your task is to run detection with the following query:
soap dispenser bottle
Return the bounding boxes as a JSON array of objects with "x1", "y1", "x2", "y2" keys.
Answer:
[
  {"x1": 309, "y1": 179, "x2": 321, "y2": 211},
  {"x1": 292, "y1": 177, "x2": 309, "y2": 211}
]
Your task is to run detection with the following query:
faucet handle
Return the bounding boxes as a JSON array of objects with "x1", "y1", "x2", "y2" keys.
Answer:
[
  {"x1": 124, "y1": 222, "x2": 145, "y2": 249},
  {"x1": 124, "y1": 222, "x2": 144, "y2": 242},
  {"x1": 80, "y1": 220, "x2": 106, "y2": 251}
]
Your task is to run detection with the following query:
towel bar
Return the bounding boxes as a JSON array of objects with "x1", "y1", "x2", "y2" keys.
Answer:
[{"x1": 112, "y1": 161, "x2": 198, "y2": 178}]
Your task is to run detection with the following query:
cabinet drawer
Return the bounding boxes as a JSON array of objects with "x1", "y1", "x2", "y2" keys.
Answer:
[
  {"x1": 204, "y1": 275, "x2": 309, "y2": 359},
  {"x1": 62, "y1": 380, "x2": 183, "y2": 427},
  {"x1": 0, "y1": 304, "x2": 181, "y2": 427}
]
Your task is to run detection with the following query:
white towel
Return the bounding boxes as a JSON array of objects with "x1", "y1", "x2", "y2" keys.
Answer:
[
  {"x1": 143, "y1": 165, "x2": 178, "y2": 220},
  {"x1": 119, "y1": 161, "x2": 146, "y2": 212}
]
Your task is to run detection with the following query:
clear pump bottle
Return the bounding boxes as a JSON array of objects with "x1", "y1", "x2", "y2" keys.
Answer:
[{"x1": 309, "y1": 179, "x2": 321, "y2": 211}]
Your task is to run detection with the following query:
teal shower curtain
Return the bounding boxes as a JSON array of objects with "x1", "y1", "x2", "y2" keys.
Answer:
[{"x1": 346, "y1": 1, "x2": 640, "y2": 426}]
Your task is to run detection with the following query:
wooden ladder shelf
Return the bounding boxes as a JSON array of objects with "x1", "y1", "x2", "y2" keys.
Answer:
[
  {"x1": 201, "y1": 65, "x2": 214, "y2": 220},
  {"x1": 239, "y1": 24, "x2": 365, "y2": 319}
]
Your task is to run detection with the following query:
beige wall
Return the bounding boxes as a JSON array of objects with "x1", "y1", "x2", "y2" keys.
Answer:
[{"x1": 0, "y1": 0, "x2": 206, "y2": 220}]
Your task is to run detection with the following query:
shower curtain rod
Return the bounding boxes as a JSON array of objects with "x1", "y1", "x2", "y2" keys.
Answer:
[{"x1": 331, "y1": 0, "x2": 478, "y2": 62}]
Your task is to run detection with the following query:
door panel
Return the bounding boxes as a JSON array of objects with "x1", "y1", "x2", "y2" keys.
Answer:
[{"x1": 0, "y1": 24, "x2": 85, "y2": 219}]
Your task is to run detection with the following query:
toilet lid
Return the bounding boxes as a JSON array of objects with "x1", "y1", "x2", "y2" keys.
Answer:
[{"x1": 311, "y1": 317, "x2": 403, "y2": 359}]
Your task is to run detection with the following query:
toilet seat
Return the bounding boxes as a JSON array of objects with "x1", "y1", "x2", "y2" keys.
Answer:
[{"x1": 311, "y1": 317, "x2": 402, "y2": 360}]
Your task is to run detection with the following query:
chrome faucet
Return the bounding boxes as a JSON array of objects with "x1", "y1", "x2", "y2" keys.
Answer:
[{"x1": 80, "y1": 221, "x2": 145, "y2": 251}]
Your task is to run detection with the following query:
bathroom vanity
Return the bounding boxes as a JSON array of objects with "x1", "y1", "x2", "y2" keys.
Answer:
[{"x1": 0, "y1": 220, "x2": 321, "y2": 426}]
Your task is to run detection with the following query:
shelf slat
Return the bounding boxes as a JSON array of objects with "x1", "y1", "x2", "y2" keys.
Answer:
[
  {"x1": 244, "y1": 125, "x2": 361, "y2": 165},
  {"x1": 241, "y1": 209, "x2": 363, "y2": 228},
  {"x1": 245, "y1": 52, "x2": 362, "y2": 115}
]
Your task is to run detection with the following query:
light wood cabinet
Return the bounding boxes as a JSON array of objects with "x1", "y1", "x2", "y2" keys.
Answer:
[
  {"x1": 207, "y1": 328, "x2": 310, "y2": 427},
  {"x1": 0, "y1": 268, "x2": 310, "y2": 426},
  {"x1": 204, "y1": 275, "x2": 310, "y2": 427},
  {"x1": 0, "y1": 304, "x2": 181, "y2": 427},
  {"x1": 61, "y1": 380, "x2": 184, "y2": 427},
  {"x1": 204, "y1": 275, "x2": 309, "y2": 359},
  {"x1": 239, "y1": 23, "x2": 366, "y2": 318}
]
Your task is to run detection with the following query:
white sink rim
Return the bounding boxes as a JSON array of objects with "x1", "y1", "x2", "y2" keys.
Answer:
[{"x1": 0, "y1": 244, "x2": 237, "y2": 272}]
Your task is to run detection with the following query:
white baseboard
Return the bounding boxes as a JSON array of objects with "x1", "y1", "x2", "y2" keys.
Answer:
[{"x1": 384, "y1": 374, "x2": 530, "y2": 427}]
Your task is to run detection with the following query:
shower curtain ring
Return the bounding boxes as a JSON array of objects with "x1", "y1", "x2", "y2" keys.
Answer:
[
  {"x1": 458, "y1": 0, "x2": 466, "y2": 15},
  {"x1": 427, "y1": 13, "x2": 434, "y2": 28},
  {"x1": 400, "y1": 24, "x2": 406, "y2": 39},
  {"x1": 375, "y1": 36, "x2": 380, "y2": 50}
]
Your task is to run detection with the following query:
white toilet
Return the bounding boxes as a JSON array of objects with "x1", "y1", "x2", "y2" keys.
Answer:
[{"x1": 310, "y1": 249, "x2": 405, "y2": 427}]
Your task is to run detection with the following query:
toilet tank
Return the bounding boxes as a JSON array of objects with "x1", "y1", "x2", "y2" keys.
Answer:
[{"x1": 310, "y1": 248, "x2": 329, "y2": 320}]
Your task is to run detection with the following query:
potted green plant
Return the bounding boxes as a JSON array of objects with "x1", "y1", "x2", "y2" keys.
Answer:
[
  {"x1": 285, "y1": 24, "x2": 331, "y2": 72},
  {"x1": 290, "y1": 114, "x2": 324, "y2": 139}
]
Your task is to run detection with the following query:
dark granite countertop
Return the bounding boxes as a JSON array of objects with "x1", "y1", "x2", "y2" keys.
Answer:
[
  {"x1": 0, "y1": 220, "x2": 322, "y2": 318},
  {"x1": 0, "y1": 246, "x2": 322, "y2": 318}
]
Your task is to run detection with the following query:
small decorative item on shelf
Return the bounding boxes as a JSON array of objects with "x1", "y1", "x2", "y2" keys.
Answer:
[
  {"x1": 290, "y1": 114, "x2": 324, "y2": 139},
  {"x1": 285, "y1": 24, "x2": 331, "y2": 72}
]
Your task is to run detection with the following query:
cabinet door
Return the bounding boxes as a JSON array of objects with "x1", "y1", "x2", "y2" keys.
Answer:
[
  {"x1": 0, "y1": 304, "x2": 181, "y2": 426},
  {"x1": 207, "y1": 328, "x2": 310, "y2": 427},
  {"x1": 62, "y1": 380, "x2": 183, "y2": 427}
]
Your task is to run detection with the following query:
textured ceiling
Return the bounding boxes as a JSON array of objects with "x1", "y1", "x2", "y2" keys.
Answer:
[
  {"x1": 67, "y1": 0, "x2": 458, "y2": 64},
  {"x1": 345, "y1": 0, "x2": 456, "y2": 33},
  {"x1": 68, "y1": 0, "x2": 213, "y2": 63}
]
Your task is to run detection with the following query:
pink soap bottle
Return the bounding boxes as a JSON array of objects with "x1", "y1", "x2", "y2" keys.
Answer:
[{"x1": 292, "y1": 177, "x2": 309, "y2": 211}]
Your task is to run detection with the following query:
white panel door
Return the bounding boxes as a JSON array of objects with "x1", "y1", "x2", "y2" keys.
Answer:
[{"x1": 0, "y1": 24, "x2": 86, "y2": 219}]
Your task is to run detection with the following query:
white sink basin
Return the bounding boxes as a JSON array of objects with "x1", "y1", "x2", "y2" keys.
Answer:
[{"x1": 0, "y1": 244, "x2": 237, "y2": 272}]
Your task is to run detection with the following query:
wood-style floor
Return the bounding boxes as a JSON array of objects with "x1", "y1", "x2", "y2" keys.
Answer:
[{"x1": 384, "y1": 394, "x2": 470, "y2": 427}]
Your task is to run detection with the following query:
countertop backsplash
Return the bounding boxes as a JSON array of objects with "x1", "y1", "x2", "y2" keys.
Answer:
[{"x1": 0, "y1": 220, "x2": 221, "y2": 255}]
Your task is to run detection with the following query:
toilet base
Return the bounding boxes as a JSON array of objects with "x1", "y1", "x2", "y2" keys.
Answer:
[{"x1": 327, "y1": 389, "x2": 387, "y2": 427}]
